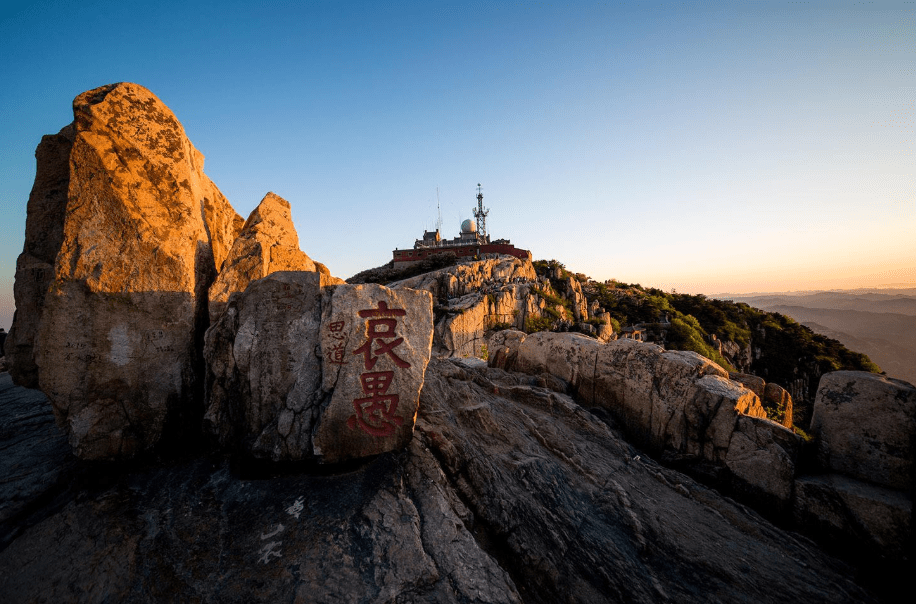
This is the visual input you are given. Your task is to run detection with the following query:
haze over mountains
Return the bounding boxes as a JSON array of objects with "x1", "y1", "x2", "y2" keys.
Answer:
[{"x1": 722, "y1": 289, "x2": 916, "y2": 386}]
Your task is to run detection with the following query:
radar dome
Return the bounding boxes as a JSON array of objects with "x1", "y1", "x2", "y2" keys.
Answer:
[{"x1": 460, "y1": 218, "x2": 477, "y2": 233}]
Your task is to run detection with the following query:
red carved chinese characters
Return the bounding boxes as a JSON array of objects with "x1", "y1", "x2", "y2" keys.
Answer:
[
  {"x1": 346, "y1": 370, "x2": 404, "y2": 436},
  {"x1": 351, "y1": 302, "x2": 411, "y2": 370},
  {"x1": 325, "y1": 320, "x2": 348, "y2": 365},
  {"x1": 348, "y1": 301, "x2": 411, "y2": 436}
]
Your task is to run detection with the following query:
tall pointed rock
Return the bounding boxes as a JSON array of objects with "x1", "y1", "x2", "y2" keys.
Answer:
[
  {"x1": 8, "y1": 82, "x2": 243, "y2": 459},
  {"x1": 208, "y1": 192, "x2": 330, "y2": 322}
]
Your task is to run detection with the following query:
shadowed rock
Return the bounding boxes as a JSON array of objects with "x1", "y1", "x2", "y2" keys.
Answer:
[
  {"x1": 0, "y1": 360, "x2": 876, "y2": 602},
  {"x1": 5, "y1": 125, "x2": 74, "y2": 388},
  {"x1": 204, "y1": 273, "x2": 433, "y2": 463}
]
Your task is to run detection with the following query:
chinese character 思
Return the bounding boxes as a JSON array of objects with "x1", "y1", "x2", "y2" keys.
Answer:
[{"x1": 325, "y1": 320, "x2": 348, "y2": 365}]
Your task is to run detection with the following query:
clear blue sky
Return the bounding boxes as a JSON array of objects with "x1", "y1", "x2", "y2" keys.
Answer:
[{"x1": 2, "y1": 0, "x2": 914, "y2": 330}]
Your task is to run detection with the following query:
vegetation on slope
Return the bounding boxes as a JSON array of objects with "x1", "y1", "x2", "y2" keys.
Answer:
[
  {"x1": 531, "y1": 260, "x2": 881, "y2": 407},
  {"x1": 347, "y1": 252, "x2": 458, "y2": 285}
]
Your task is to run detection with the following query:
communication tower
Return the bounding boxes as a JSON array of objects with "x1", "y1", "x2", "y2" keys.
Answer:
[
  {"x1": 436, "y1": 187, "x2": 443, "y2": 233},
  {"x1": 473, "y1": 183, "x2": 489, "y2": 239}
]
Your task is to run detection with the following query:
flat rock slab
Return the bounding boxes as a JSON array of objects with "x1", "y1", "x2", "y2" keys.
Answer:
[
  {"x1": 794, "y1": 473, "x2": 912, "y2": 558},
  {"x1": 0, "y1": 360, "x2": 878, "y2": 603},
  {"x1": 0, "y1": 373, "x2": 74, "y2": 545}
]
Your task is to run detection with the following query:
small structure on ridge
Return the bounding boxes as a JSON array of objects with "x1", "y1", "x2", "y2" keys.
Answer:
[{"x1": 392, "y1": 185, "x2": 531, "y2": 267}]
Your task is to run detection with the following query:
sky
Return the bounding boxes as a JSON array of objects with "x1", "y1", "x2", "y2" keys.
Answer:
[{"x1": 1, "y1": 0, "x2": 914, "y2": 331}]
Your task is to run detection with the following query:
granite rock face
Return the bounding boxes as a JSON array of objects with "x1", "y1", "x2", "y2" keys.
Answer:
[
  {"x1": 811, "y1": 371, "x2": 916, "y2": 491},
  {"x1": 314, "y1": 283, "x2": 434, "y2": 462},
  {"x1": 0, "y1": 359, "x2": 878, "y2": 603},
  {"x1": 208, "y1": 192, "x2": 322, "y2": 322},
  {"x1": 729, "y1": 371, "x2": 765, "y2": 399},
  {"x1": 491, "y1": 331, "x2": 801, "y2": 509},
  {"x1": 798, "y1": 371, "x2": 916, "y2": 558},
  {"x1": 204, "y1": 274, "x2": 433, "y2": 463},
  {"x1": 388, "y1": 256, "x2": 536, "y2": 300},
  {"x1": 763, "y1": 381, "x2": 794, "y2": 428},
  {"x1": 794, "y1": 474, "x2": 912, "y2": 559},
  {"x1": 0, "y1": 373, "x2": 74, "y2": 535},
  {"x1": 5, "y1": 125, "x2": 75, "y2": 389},
  {"x1": 389, "y1": 257, "x2": 541, "y2": 357},
  {"x1": 7, "y1": 83, "x2": 244, "y2": 460}
]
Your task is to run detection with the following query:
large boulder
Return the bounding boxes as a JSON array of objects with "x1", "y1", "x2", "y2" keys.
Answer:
[
  {"x1": 7, "y1": 83, "x2": 243, "y2": 459},
  {"x1": 204, "y1": 272, "x2": 433, "y2": 463},
  {"x1": 810, "y1": 371, "x2": 916, "y2": 491},
  {"x1": 313, "y1": 283, "x2": 434, "y2": 462},
  {"x1": 725, "y1": 414, "x2": 800, "y2": 510},
  {"x1": 515, "y1": 331, "x2": 602, "y2": 391},
  {"x1": 496, "y1": 333, "x2": 801, "y2": 507},
  {"x1": 434, "y1": 293, "x2": 490, "y2": 358},
  {"x1": 208, "y1": 192, "x2": 324, "y2": 322}
]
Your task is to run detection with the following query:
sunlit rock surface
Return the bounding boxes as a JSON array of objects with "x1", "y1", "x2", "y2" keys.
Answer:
[
  {"x1": 208, "y1": 191, "x2": 326, "y2": 323},
  {"x1": 8, "y1": 82, "x2": 243, "y2": 459}
]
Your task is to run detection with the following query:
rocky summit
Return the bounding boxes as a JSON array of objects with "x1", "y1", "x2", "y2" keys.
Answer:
[
  {"x1": 1, "y1": 84, "x2": 913, "y2": 603},
  {"x1": 208, "y1": 191, "x2": 326, "y2": 323},
  {"x1": 6, "y1": 82, "x2": 244, "y2": 459}
]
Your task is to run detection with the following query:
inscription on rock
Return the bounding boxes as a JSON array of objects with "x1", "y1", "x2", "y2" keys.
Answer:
[
  {"x1": 347, "y1": 301, "x2": 412, "y2": 437},
  {"x1": 313, "y1": 285, "x2": 433, "y2": 463}
]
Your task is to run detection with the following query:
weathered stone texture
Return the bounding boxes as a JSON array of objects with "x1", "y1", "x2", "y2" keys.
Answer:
[
  {"x1": 204, "y1": 274, "x2": 433, "y2": 463},
  {"x1": 0, "y1": 373, "x2": 74, "y2": 532},
  {"x1": 729, "y1": 371, "x2": 765, "y2": 399},
  {"x1": 811, "y1": 370, "x2": 916, "y2": 491},
  {"x1": 490, "y1": 331, "x2": 801, "y2": 506},
  {"x1": 208, "y1": 191, "x2": 324, "y2": 322},
  {"x1": 763, "y1": 381, "x2": 794, "y2": 428},
  {"x1": 9, "y1": 82, "x2": 243, "y2": 459},
  {"x1": 794, "y1": 473, "x2": 912, "y2": 558},
  {"x1": 389, "y1": 256, "x2": 537, "y2": 300},
  {"x1": 5, "y1": 125, "x2": 75, "y2": 388},
  {"x1": 314, "y1": 284, "x2": 434, "y2": 463},
  {"x1": 0, "y1": 359, "x2": 878, "y2": 603},
  {"x1": 388, "y1": 256, "x2": 538, "y2": 358},
  {"x1": 204, "y1": 271, "x2": 329, "y2": 459}
]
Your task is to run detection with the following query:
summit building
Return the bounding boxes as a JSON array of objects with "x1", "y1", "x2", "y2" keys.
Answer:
[{"x1": 392, "y1": 185, "x2": 531, "y2": 267}]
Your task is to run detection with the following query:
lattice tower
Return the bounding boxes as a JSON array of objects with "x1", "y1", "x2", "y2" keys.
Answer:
[{"x1": 473, "y1": 183, "x2": 489, "y2": 238}]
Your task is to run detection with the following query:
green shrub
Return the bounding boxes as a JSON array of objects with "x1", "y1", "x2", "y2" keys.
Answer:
[{"x1": 525, "y1": 316, "x2": 552, "y2": 334}]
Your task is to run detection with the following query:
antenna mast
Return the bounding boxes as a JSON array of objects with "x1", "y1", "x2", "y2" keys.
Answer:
[
  {"x1": 473, "y1": 183, "x2": 489, "y2": 239},
  {"x1": 436, "y1": 187, "x2": 443, "y2": 232}
]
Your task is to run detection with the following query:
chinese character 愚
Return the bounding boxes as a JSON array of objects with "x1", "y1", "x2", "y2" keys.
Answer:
[{"x1": 347, "y1": 370, "x2": 404, "y2": 437}]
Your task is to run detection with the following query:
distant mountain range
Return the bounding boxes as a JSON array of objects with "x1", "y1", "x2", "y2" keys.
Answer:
[{"x1": 724, "y1": 289, "x2": 916, "y2": 386}]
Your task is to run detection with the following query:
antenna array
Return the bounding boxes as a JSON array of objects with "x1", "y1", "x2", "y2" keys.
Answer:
[{"x1": 473, "y1": 183, "x2": 489, "y2": 238}]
